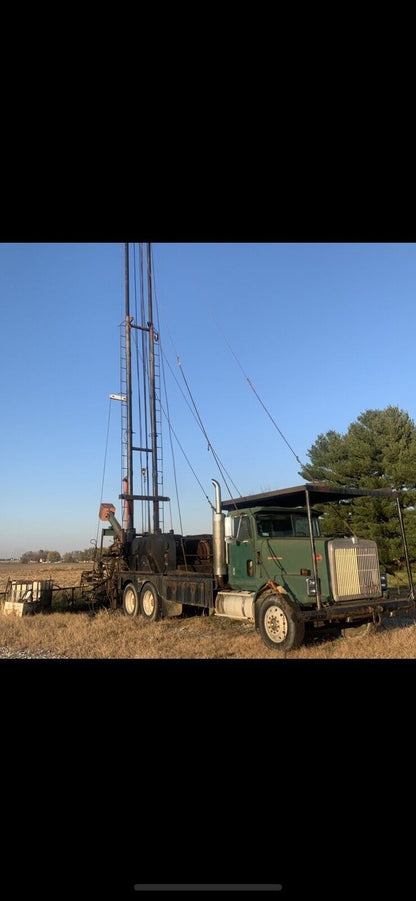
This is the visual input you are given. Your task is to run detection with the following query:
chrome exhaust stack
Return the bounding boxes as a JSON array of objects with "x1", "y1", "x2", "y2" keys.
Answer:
[{"x1": 212, "y1": 479, "x2": 227, "y2": 579}]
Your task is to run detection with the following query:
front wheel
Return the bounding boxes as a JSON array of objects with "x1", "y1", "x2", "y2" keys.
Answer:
[
  {"x1": 257, "y1": 593, "x2": 305, "y2": 651},
  {"x1": 140, "y1": 582, "x2": 162, "y2": 622}
]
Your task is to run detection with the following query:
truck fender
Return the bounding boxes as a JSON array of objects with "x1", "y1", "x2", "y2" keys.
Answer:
[{"x1": 253, "y1": 581, "x2": 292, "y2": 627}]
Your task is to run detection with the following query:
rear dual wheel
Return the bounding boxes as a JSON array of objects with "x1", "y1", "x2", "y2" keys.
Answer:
[
  {"x1": 123, "y1": 583, "x2": 139, "y2": 617},
  {"x1": 140, "y1": 583, "x2": 162, "y2": 622},
  {"x1": 122, "y1": 581, "x2": 162, "y2": 621}
]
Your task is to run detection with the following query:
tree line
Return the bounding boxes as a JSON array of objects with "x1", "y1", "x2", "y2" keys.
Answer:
[
  {"x1": 19, "y1": 548, "x2": 96, "y2": 563},
  {"x1": 298, "y1": 405, "x2": 416, "y2": 571}
]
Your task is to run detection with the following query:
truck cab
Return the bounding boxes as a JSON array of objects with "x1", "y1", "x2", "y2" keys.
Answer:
[
  {"x1": 215, "y1": 482, "x2": 415, "y2": 650},
  {"x1": 225, "y1": 506, "x2": 321, "y2": 604}
]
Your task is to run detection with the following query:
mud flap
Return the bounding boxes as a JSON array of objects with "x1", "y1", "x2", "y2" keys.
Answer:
[{"x1": 162, "y1": 599, "x2": 183, "y2": 617}]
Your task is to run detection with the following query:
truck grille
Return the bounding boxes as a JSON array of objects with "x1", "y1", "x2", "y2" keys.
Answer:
[{"x1": 328, "y1": 538, "x2": 382, "y2": 602}]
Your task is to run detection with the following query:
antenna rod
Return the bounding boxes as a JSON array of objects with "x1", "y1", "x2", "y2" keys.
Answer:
[
  {"x1": 125, "y1": 243, "x2": 134, "y2": 532},
  {"x1": 147, "y1": 242, "x2": 160, "y2": 532}
]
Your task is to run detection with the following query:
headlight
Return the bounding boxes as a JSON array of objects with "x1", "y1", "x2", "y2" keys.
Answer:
[
  {"x1": 380, "y1": 572, "x2": 388, "y2": 591},
  {"x1": 306, "y1": 577, "x2": 320, "y2": 597}
]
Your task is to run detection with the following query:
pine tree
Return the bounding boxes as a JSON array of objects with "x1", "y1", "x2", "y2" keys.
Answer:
[{"x1": 299, "y1": 406, "x2": 416, "y2": 568}]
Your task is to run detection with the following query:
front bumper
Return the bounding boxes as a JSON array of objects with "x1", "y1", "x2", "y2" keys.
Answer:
[{"x1": 298, "y1": 594, "x2": 415, "y2": 625}]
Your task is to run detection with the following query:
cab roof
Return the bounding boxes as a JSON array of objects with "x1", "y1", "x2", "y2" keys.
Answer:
[{"x1": 221, "y1": 482, "x2": 398, "y2": 511}]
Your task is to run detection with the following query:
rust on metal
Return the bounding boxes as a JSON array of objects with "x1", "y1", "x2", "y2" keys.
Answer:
[
  {"x1": 99, "y1": 503, "x2": 116, "y2": 521},
  {"x1": 265, "y1": 578, "x2": 286, "y2": 595}
]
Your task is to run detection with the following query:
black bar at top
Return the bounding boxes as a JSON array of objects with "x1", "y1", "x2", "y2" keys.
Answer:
[{"x1": 134, "y1": 886, "x2": 282, "y2": 892}]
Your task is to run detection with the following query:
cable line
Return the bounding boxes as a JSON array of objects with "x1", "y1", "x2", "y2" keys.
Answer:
[
  {"x1": 170, "y1": 244, "x2": 312, "y2": 475},
  {"x1": 175, "y1": 355, "x2": 241, "y2": 499},
  {"x1": 158, "y1": 402, "x2": 216, "y2": 511},
  {"x1": 96, "y1": 397, "x2": 112, "y2": 548},
  {"x1": 150, "y1": 253, "x2": 241, "y2": 502},
  {"x1": 151, "y1": 249, "x2": 185, "y2": 534}
]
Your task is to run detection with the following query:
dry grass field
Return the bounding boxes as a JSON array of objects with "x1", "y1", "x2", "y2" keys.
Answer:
[
  {"x1": 1, "y1": 560, "x2": 416, "y2": 658},
  {"x1": 0, "y1": 560, "x2": 94, "y2": 593}
]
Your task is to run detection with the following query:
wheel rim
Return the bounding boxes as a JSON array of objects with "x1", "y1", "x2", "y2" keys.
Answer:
[
  {"x1": 124, "y1": 587, "x2": 136, "y2": 615},
  {"x1": 142, "y1": 588, "x2": 155, "y2": 617},
  {"x1": 264, "y1": 604, "x2": 288, "y2": 643}
]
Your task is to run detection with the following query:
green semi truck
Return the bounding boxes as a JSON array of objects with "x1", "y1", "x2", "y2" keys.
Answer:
[{"x1": 94, "y1": 478, "x2": 415, "y2": 652}]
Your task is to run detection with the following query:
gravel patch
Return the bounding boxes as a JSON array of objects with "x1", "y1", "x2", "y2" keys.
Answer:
[{"x1": 0, "y1": 645, "x2": 68, "y2": 659}]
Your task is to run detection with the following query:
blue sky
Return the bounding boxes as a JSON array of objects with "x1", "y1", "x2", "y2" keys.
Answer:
[{"x1": 1, "y1": 241, "x2": 416, "y2": 557}]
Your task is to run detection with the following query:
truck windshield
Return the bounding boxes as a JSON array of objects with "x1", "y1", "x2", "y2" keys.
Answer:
[{"x1": 255, "y1": 513, "x2": 320, "y2": 538}]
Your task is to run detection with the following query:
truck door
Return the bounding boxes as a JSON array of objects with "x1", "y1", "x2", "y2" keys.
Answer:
[
  {"x1": 256, "y1": 514, "x2": 291, "y2": 589},
  {"x1": 227, "y1": 514, "x2": 257, "y2": 589}
]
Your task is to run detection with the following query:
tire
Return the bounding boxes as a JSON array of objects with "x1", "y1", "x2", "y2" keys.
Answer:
[
  {"x1": 257, "y1": 592, "x2": 305, "y2": 651},
  {"x1": 122, "y1": 582, "x2": 139, "y2": 618},
  {"x1": 340, "y1": 621, "x2": 376, "y2": 640},
  {"x1": 140, "y1": 582, "x2": 162, "y2": 622}
]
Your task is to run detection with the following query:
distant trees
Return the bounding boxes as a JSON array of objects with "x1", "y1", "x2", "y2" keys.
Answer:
[
  {"x1": 299, "y1": 406, "x2": 416, "y2": 569},
  {"x1": 61, "y1": 548, "x2": 96, "y2": 562},
  {"x1": 19, "y1": 547, "x2": 96, "y2": 563},
  {"x1": 47, "y1": 551, "x2": 61, "y2": 562},
  {"x1": 19, "y1": 550, "x2": 61, "y2": 564}
]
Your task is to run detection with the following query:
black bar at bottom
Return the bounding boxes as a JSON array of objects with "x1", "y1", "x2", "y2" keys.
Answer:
[{"x1": 134, "y1": 886, "x2": 282, "y2": 892}]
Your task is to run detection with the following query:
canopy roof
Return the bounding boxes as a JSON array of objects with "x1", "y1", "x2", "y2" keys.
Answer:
[{"x1": 221, "y1": 482, "x2": 398, "y2": 511}]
